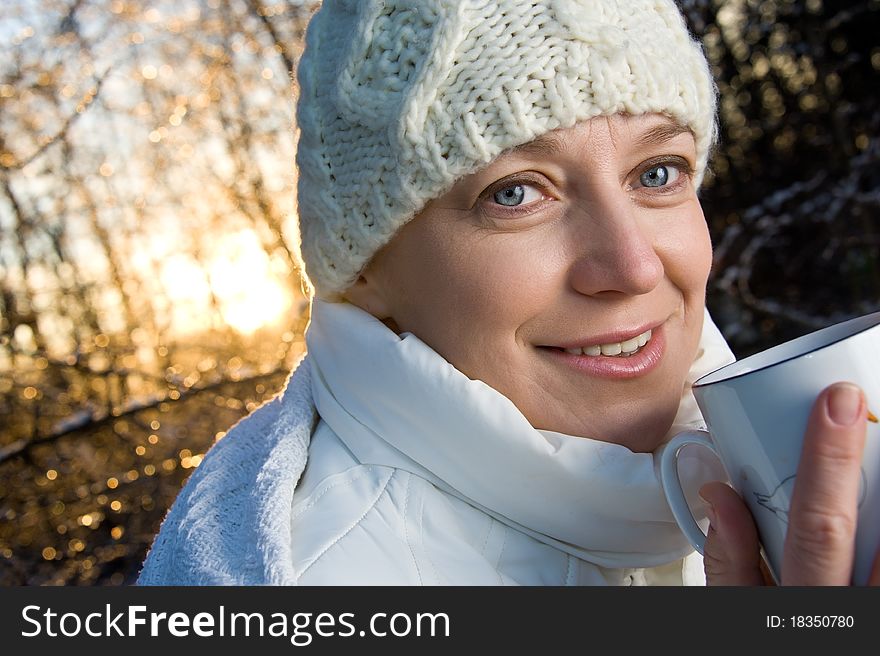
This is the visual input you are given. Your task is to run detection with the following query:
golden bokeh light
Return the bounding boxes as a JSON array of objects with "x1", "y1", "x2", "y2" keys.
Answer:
[
  {"x1": 0, "y1": 0, "x2": 308, "y2": 568},
  {"x1": 208, "y1": 231, "x2": 293, "y2": 335},
  {"x1": 157, "y1": 229, "x2": 294, "y2": 336}
]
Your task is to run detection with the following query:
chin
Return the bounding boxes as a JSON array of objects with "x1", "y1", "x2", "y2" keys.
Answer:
[
  {"x1": 526, "y1": 388, "x2": 679, "y2": 451},
  {"x1": 534, "y1": 415, "x2": 665, "y2": 452},
  {"x1": 619, "y1": 432, "x2": 667, "y2": 454},
  {"x1": 588, "y1": 407, "x2": 677, "y2": 453}
]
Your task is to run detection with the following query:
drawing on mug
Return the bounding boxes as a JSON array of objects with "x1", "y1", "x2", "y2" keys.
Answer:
[
  {"x1": 754, "y1": 405, "x2": 875, "y2": 522},
  {"x1": 754, "y1": 468, "x2": 868, "y2": 523}
]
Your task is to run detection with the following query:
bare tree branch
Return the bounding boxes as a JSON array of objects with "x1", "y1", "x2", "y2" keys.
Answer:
[
  {"x1": 0, "y1": 364, "x2": 294, "y2": 465},
  {"x1": 1, "y1": 68, "x2": 112, "y2": 172},
  {"x1": 244, "y1": 0, "x2": 299, "y2": 76}
]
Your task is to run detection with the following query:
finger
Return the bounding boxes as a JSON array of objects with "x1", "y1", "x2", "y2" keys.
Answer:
[
  {"x1": 868, "y1": 548, "x2": 880, "y2": 586},
  {"x1": 699, "y1": 481, "x2": 765, "y2": 585},
  {"x1": 782, "y1": 383, "x2": 867, "y2": 585}
]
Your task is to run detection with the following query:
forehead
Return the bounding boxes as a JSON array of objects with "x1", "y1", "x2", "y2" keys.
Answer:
[{"x1": 495, "y1": 114, "x2": 692, "y2": 163}]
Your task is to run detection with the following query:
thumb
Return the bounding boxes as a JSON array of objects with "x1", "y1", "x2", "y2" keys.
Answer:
[{"x1": 700, "y1": 481, "x2": 767, "y2": 585}]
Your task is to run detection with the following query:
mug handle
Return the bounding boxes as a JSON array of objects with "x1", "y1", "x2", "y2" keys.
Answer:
[{"x1": 659, "y1": 429, "x2": 718, "y2": 555}]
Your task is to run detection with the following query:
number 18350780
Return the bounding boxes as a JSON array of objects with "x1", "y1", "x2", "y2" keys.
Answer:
[{"x1": 766, "y1": 615, "x2": 854, "y2": 629}]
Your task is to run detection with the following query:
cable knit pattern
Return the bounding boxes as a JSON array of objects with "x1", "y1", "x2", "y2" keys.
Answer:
[
  {"x1": 137, "y1": 358, "x2": 314, "y2": 585},
  {"x1": 294, "y1": 0, "x2": 717, "y2": 298}
]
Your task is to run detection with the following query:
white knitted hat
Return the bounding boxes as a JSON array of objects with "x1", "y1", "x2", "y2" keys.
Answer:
[{"x1": 294, "y1": 0, "x2": 717, "y2": 299}]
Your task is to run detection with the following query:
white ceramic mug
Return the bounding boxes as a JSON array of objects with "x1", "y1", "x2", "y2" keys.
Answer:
[{"x1": 660, "y1": 311, "x2": 880, "y2": 585}]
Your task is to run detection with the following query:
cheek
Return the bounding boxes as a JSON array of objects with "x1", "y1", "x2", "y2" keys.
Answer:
[
  {"x1": 445, "y1": 236, "x2": 555, "y2": 327},
  {"x1": 693, "y1": 222, "x2": 714, "y2": 285},
  {"x1": 658, "y1": 210, "x2": 713, "y2": 292},
  {"x1": 389, "y1": 231, "x2": 549, "y2": 351}
]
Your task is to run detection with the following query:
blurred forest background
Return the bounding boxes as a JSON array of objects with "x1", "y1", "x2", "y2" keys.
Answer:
[{"x1": 1, "y1": 0, "x2": 878, "y2": 585}]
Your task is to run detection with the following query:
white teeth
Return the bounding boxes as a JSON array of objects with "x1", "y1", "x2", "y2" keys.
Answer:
[
  {"x1": 619, "y1": 336, "x2": 640, "y2": 353},
  {"x1": 600, "y1": 342, "x2": 622, "y2": 356},
  {"x1": 560, "y1": 328, "x2": 653, "y2": 357}
]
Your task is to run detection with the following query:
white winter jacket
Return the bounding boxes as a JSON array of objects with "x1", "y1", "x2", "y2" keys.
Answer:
[{"x1": 138, "y1": 299, "x2": 735, "y2": 585}]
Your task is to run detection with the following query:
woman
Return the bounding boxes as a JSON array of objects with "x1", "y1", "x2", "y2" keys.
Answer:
[{"x1": 138, "y1": 0, "x2": 876, "y2": 585}]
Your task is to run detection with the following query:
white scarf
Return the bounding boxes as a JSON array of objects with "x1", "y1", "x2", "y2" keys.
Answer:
[{"x1": 307, "y1": 299, "x2": 735, "y2": 569}]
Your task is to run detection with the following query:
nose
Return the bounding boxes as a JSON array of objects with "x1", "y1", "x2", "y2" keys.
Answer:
[{"x1": 567, "y1": 195, "x2": 664, "y2": 298}]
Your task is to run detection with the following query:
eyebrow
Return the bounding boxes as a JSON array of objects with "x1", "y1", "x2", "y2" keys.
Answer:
[
  {"x1": 632, "y1": 121, "x2": 692, "y2": 148},
  {"x1": 500, "y1": 131, "x2": 567, "y2": 159},
  {"x1": 498, "y1": 118, "x2": 693, "y2": 160}
]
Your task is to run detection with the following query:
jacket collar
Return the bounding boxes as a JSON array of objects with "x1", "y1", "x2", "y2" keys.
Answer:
[{"x1": 305, "y1": 299, "x2": 734, "y2": 568}]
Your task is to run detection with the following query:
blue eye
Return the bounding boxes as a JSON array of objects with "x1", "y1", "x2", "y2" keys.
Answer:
[
  {"x1": 494, "y1": 184, "x2": 525, "y2": 206},
  {"x1": 492, "y1": 184, "x2": 543, "y2": 207},
  {"x1": 639, "y1": 164, "x2": 680, "y2": 188}
]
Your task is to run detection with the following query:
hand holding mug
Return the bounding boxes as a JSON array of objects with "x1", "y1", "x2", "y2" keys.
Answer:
[
  {"x1": 660, "y1": 313, "x2": 880, "y2": 585},
  {"x1": 701, "y1": 383, "x2": 880, "y2": 585}
]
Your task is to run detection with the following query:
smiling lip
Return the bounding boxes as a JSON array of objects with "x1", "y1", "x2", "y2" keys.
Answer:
[
  {"x1": 539, "y1": 323, "x2": 666, "y2": 379},
  {"x1": 548, "y1": 322, "x2": 661, "y2": 352}
]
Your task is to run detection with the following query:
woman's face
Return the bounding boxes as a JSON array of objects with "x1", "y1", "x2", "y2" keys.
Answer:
[{"x1": 347, "y1": 113, "x2": 712, "y2": 453}]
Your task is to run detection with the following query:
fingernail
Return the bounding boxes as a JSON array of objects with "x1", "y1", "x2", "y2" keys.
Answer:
[{"x1": 827, "y1": 383, "x2": 862, "y2": 426}]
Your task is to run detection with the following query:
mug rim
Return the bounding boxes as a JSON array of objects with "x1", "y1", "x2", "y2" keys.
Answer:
[{"x1": 694, "y1": 310, "x2": 880, "y2": 388}]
